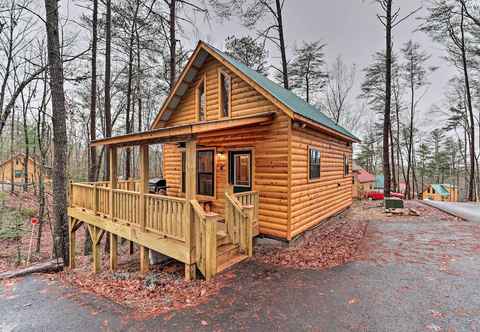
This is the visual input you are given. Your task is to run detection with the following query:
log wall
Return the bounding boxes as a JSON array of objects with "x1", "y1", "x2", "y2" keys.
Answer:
[{"x1": 289, "y1": 125, "x2": 353, "y2": 239}]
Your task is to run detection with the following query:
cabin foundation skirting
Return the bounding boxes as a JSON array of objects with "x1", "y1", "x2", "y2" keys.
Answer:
[{"x1": 254, "y1": 203, "x2": 353, "y2": 248}]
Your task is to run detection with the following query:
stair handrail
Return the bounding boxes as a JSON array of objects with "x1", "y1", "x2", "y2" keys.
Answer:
[
  {"x1": 191, "y1": 199, "x2": 217, "y2": 280},
  {"x1": 224, "y1": 192, "x2": 253, "y2": 257}
]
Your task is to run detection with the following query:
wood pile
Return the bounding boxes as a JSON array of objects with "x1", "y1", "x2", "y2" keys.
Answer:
[{"x1": 385, "y1": 208, "x2": 420, "y2": 217}]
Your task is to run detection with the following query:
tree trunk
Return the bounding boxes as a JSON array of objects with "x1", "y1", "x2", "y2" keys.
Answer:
[
  {"x1": 10, "y1": 105, "x2": 14, "y2": 193},
  {"x1": 44, "y1": 0, "x2": 69, "y2": 265},
  {"x1": 275, "y1": 0, "x2": 289, "y2": 90},
  {"x1": 383, "y1": 0, "x2": 393, "y2": 198},
  {"x1": 104, "y1": 0, "x2": 112, "y2": 181},
  {"x1": 85, "y1": 0, "x2": 99, "y2": 255},
  {"x1": 460, "y1": 8, "x2": 476, "y2": 201},
  {"x1": 124, "y1": 0, "x2": 140, "y2": 179},
  {"x1": 89, "y1": 0, "x2": 98, "y2": 183},
  {"x1": 169, "y1": 0, "x2": 176, "y2": 91},
  {"x1": 22, "y1": 104, "x2": 29, "y2": 192}
]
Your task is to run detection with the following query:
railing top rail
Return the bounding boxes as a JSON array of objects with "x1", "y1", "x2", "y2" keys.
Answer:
[
  {"x1": 112, "y1": 188, "x2": 141, "y2": 195},
  {"x1": 191, "y1": 200, "x2": 207, "y2": 220},
  {"x1": 225, "y1": 192, "x2": 247, "y2": 217},
  {"x1": 145, "y1": 193, "x2": 186, "y2": 203},
  {"x1": 71, "y1": 182, "x2": 95, "y2": 188},
  {"x1": 234, "y1": 191, "x2": 258, "y2": 197},
  {"x1": 96, "y1": 186, "x2": 110, "y2": 191}
]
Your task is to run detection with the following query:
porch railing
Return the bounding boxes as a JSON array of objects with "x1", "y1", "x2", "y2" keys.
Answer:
[
  {"x1": 70, "y1": 182, "x2": 187, "y2": 242},
  {"x1": 234, "y1": 191, "x2": 259, "y2": 231},
  {"x1": 146, "y1": 194, "x2": 186, "y2": 241}
]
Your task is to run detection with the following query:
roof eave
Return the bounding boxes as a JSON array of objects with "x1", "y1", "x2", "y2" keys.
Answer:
[{"x1": 292, "y1": 114, "x2": 361, "y2": 143}]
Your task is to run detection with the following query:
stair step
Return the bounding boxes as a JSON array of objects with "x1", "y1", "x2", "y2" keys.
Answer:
[
  {"x1": 216, "y1": 243, "x2": 239, "y2": 266},
  {"x1": 216, "y1": 254, "x2": 248, "y2": 273},
  {"x1": 216, "y1": 230, "x2": 230, "y2": 246}
]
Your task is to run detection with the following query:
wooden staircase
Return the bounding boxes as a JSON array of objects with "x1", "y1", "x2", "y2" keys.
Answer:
[
  {"x1": 216, "y1": 222, "x2": 248, "y2": 273},
  {"x1": 192, "y1": 192, "x2": 255, "y2": 280}
]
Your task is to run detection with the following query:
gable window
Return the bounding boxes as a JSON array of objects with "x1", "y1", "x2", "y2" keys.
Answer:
[
  {"x1": 197, "y1": 149, "x2": 214, "y2": 196},
  {"x1": 344, "y1": 154, "x2": 350, "y2": 176},
  {"x1": 308, "y1": 147, "x2": 321, "y2": 180},
  {"x1": 197, "y1": 78, "x2": 206, "y2": 121},
  {"x1": 219, "y1": 71, "x2": 231, "y2": 118}
]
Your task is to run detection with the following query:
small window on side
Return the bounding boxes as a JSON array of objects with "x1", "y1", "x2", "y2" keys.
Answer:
[
  {"x1": 197, "y1": 79, "x2": 206, "y2": 121},
  {"x1": 219, "y1": 71, "x2": 231, "y2": 118},
  {"x1": 308, "y1": 147, "x2": 321, "y2": 180},
  {"x1": 344, "y1": 154, "x2": 350, "y2": 176}
]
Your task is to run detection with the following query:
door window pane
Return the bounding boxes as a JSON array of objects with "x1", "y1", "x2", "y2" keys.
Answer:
[{"x1": 234, "y1": 154, "x2": 250, "y2": 187}]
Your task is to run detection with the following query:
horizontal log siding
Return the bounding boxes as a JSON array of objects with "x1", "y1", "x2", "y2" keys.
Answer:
[{"x1": 290, "y1": 126, "x2": 353, "y2": 238}]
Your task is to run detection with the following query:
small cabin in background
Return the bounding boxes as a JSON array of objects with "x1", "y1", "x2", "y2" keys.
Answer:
[
  {"x1": 352, "y1": 163, "x2": 375, "y2": 199},
  {"x1": 422, "y1": 184, "x2": 458, "y2": 202},
  {"x1": 0, "y1": 153, "x2": 50, "y2": 186}
]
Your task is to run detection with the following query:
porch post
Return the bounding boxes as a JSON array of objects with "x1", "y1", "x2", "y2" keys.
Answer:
[
  {"x1": 139, "y1": 144, "x2": 149, "y2": 231},
  {"x1": 184, "y1": 140, "x2": 196, "y2": 281},
  {"x1": 109, "y1": 146, "x2": 117, "y2": 220}
]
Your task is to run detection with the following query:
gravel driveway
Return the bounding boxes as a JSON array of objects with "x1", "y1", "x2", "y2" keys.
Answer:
[{"x1": 423, "y1": 200, "x2": 480, "y2": 222}]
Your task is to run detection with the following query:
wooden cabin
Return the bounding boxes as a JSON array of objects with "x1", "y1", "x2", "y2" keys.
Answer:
[
  {"x1": 67, "y1": 41, "x2": 359, "y2": 280},
  {"x1": 0, "y1": 153, "x2": 49, "y2": 185},
  {"x1": 422, "y1": 184, "x2": 458, "y2": 202},
  {"x1": 352, "y1": 163, "x2": 375, "y2": 199}
]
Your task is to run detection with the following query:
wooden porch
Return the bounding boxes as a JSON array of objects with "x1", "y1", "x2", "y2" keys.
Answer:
[{"x1": 68, "y1": 122, "x2": 263, "y2": 280}]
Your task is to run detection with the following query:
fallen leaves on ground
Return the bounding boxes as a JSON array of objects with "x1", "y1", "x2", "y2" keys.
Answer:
[
  {"x1": 255, "y1": 205, "x2": 368, "y2": 269},
  {"x1": 0, "y1": 191, "x2": 56, "y2": 272},
  {"x1": 57, "y1": 254, "x2": 235, "y2": 318}
]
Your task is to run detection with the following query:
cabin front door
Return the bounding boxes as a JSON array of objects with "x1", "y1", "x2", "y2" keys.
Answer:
[{"x1": 228, "y1": 150, "x2": 252, "y2": 193}]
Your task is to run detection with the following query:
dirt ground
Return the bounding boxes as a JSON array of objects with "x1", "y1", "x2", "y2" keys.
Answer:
[{"x1": 0, "y1": 191, "x2": 56, "y2": 272}]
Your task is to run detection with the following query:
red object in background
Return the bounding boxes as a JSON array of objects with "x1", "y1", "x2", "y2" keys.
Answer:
[
  {"x1": 366, "y1": 191, "x2": 405, "y2": 200},
  {"x1": 31, "y1": 217, "x2": 39, "y2": 225},
  {"x1": 366, "y1": 191, "x2": 384, "y2": 200}
]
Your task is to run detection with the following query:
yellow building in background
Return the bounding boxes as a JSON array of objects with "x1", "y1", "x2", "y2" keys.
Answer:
[
  {"x1": 0, "y1": 153, "x2": 49, "y2": 185},
  {"x1": 422, "y1": 184, "x2": 459, "y2": 202}
]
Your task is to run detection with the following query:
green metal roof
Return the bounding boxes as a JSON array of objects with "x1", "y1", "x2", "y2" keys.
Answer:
[
  {"x1": 431, "y1": 184, "x2": 450, "y2": 196},
  {"x1": 207, "y1": 44, "x2": 360, "y2": 142}
]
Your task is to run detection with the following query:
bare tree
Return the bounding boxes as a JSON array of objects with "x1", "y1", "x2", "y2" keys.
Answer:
[
  {"x1": 323, "y1": 56, "x2": 356, "y2": 127},
  {"x1": 212, "y1": 0, "x2": 290, "y2": 88},
  {"x1": 44, "y1": 0, "x2": 69, "y2": 264}
]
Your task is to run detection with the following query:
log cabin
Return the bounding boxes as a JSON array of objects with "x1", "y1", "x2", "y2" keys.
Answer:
[
  {"x1": 422, "y1": 184, "x2": 459, "y2": 202},
  {"x1": 352, "y1": 163, "x2": 375, "y2": 199},
  {"x1": 0, "y1": 153, "x2": 50, "y2": 186},
  {"x1": 68, "y1": 41, "x2": 360, "y2": 280}
]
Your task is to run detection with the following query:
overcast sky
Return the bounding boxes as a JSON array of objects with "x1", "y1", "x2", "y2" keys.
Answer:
[{"x1": 193, "y1": 0, "x2": 455, "y2": 134}]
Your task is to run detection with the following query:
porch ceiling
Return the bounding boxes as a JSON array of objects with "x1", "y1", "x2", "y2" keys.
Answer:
[{"x1": 91, "y1": 111, "x2": 276, "y2": 148}]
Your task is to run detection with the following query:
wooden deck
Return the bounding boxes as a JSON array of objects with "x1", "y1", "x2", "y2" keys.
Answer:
[{"x1": 68, "y1": 180, "x2": 258, "y2": 280}]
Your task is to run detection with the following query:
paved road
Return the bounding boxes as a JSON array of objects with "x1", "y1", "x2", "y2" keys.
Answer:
[
  {"x1": 2, "y1": 216, "x2": 480, "y2": 331},
  {"x1": 423, "y1": 200, "x2": 480, "y2": 222}
]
